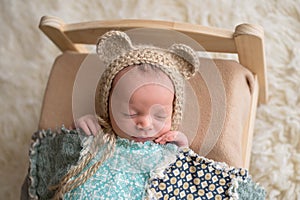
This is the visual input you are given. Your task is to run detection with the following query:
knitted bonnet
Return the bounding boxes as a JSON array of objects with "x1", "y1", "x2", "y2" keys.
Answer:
[{"x1": 95, "y1": 30, "x2": 199, "y2": 132}]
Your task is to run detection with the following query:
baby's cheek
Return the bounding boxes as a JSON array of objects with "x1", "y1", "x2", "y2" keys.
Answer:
[
  {"x1": 156, "y1": 119, "x2": 172, "y2": 136},
  {"x1": 112, "y1": 115, "x2": 133, "y2": 131}
]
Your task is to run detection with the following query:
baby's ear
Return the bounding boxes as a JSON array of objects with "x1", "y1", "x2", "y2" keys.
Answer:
[
  {"x1": 96, "y1": 31, "x2": 133, "y2": 65},
  {"x1": 169, "y1": 44, "x2": 199, "y2": 79}
]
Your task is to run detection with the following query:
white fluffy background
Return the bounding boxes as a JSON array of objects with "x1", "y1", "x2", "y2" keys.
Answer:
[{"x1": 0, "y1": 0, "x2": 299, "y2": 199}]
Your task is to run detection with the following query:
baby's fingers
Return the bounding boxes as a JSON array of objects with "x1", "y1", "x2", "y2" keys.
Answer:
[
  {"x1": 77, "y1": 120, "x2": 92, "y2": 136},
  {"x1": 86, "y1": 119, "x2": 101, "y2": 136},
  {"x1": 155, "y1": 136, "x2": 166, "y2": 144},
  {"x1": 155, "y1": 132, "x2": 178, "y2": 144}
]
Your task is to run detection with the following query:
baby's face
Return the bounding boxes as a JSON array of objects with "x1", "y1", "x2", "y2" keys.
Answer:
[{"x1": 109, "y1": 66, "x2": 174, "y2": 142}]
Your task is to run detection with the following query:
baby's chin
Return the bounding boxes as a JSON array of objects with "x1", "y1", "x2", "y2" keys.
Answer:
[{"x1": 131, "y1": 136, "x2": 156, "y2": 143}]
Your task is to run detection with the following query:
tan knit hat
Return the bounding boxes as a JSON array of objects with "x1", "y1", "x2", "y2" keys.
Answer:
[{"x1": 95, "y1": 30, "x2": 199, "y2": 131}]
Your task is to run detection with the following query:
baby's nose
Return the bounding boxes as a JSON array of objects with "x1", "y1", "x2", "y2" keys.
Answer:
[{"x1": 136, "y1": 115, "x2": 153, "y2": 130}]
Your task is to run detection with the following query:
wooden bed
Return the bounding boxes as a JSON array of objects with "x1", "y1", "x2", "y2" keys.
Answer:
[{"x1": 38, "y1": 16, "x2": 267, "y2": 169}]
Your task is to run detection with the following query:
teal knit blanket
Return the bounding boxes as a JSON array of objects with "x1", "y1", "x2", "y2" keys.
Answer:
[{"x1": 24, "y1": 127, "x2": 265, "y2": 199}]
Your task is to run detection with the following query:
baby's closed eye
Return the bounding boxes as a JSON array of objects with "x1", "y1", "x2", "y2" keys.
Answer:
[
  {"x1": 153, "y1": 114, "x2": 168, "y2": 120},
  {"x1": 122, "y1": 112, "x2": 139, "y2": 118}
]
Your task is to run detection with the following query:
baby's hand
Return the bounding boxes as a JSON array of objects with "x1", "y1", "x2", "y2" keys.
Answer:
[
  {"x1": 75, "y1": 114, "x2": 100, "y2": 136},
  {"x1": 155, "y1": 131, "x2": 189, "y2": 148}
]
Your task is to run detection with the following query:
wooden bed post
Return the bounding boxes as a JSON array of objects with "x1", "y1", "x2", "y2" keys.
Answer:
[
  {"x1": 234, "y1": 24, "x2": 268, "y2": 168},
  {"x1": 39, "y1": 16, "x2": 87, "y2": 53},
  {"x1": 234, "y1": 24, "x2": 268, "y2": 104}
]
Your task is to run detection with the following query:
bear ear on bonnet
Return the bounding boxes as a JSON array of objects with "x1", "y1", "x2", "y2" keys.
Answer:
[
  {"x1": 169, "y1": 43, "x2": 199, "y2": 79},
  {"x1": 96, "y1": 31, "x2": 134, "y2": 66}
]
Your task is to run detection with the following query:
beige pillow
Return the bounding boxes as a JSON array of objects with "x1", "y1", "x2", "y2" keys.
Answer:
[{"x1": 189, "y1": 58, "x2": 253, "y2": 167}]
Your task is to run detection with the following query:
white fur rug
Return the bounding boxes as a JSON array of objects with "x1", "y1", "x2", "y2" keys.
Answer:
[{"x1": 0, "y1": 0, "x2": 299, "y2": 199}]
